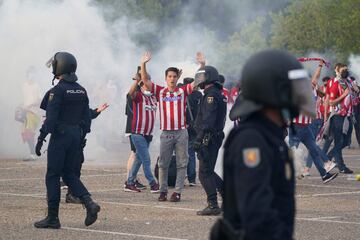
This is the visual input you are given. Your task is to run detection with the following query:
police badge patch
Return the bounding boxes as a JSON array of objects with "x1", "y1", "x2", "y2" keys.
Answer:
[
  {"x1": 243, "y1": 148, "x2": 260, "y2": 168},
  {"x1": 49, "y1": 93, "x2": 54, "y2": 101},
  {"x1": 207, "y1": 96, "x2": 214, "y2": 104}
]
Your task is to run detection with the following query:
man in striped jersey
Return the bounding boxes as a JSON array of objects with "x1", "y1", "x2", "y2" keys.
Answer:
[
  {"x1": 124, "y1": 71, "x2": 160, "y2": 193},
  {"x1": 288, "y1": 62, "x2": 338, "y2": 183},
  {"x1": 323, "y1": 63, "x2": 353, "y2": 174},
  {"x1": 140, "y1": 52, "x2": 195, "y2": 202}
]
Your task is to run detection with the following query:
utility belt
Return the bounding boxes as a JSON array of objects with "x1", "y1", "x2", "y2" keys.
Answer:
[{"x1": 56, "y1": 123, "x2": 81, "y2": 134}]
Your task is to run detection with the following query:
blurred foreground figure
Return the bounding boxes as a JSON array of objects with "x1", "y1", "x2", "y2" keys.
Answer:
[
  {"x1": 34, "y1": 52, "x2": 100, "y2": 229},
  {"x1": 211, "y1": 50, "x2": 315, "y2": 240}
]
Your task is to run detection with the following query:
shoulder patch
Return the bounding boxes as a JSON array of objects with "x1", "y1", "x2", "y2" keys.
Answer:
[
  {"x1": 243, "y1": 148, "x2": 260, "y2": 168},
  {"x1": 207, "y1": 96, "x2": 214, "y2": 104},
  {"x1": 48, "y1": 93, "x2": 54, "y2": 101}
]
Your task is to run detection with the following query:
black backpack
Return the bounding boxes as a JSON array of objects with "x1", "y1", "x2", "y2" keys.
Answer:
[{"x1": 154, "y1": 154, "x2": 177, "y2": 187}]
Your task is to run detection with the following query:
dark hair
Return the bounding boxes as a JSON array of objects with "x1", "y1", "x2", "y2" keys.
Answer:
[
  {"x1": 165, "y1": 67, "x2": 179, "y2": 77},
  {"x1": 322, "y1": 76, "x2": 331, "y2": 82},
  {"x1": 334, "y1": 63, "x2": 343, "y2": 70},
  {"x1": 335, "y1": 63, "x2": 347, "y2": 70},
  {"x1": 350, "y1": 76, "x2": 356, "y2": 81}
]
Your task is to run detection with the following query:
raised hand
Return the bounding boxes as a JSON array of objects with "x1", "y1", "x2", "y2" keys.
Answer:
[
  {"x1": 196, "y1": 52, "x2": 206, "y2": 66},
  {"x1": 178, "y1": 69, "x2": 183, "y2": 79},
  {"x1": 141, "y1": 52, "x2": 152, "y2": 64},
  {"x1": 97, "y1": 103, "x2": 109, "y2": 113}
]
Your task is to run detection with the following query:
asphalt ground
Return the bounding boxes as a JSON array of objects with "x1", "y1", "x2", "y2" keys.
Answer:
[{"x1": 1, "y1": 149, "x2": 360, "y2": 240}]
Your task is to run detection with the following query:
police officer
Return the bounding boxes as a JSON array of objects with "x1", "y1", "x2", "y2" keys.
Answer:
[
  {"x1": 39, "y1": 91, "x2": 108, "y2": 204},
  {"x1": 210, "y1": 50, "x2": 316, "y2": 240},
  {"x1": 34, "y1": 52, "x2": 100, "y2": 229},
  {"x1": 193, "y1": 66, "x2": 227, "y2": 216}
]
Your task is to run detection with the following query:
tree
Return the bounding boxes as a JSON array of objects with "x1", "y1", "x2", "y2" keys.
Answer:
[{"x1": 271, "y1": 0, "x2": 360, "y2": 62}]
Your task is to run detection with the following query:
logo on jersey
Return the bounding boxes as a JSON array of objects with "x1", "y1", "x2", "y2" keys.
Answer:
[
  {"x1": 162, "y1": 96, "x2": 182, "y2": 102},
  {"x1": 207, "y1": 97, "x2": 214, "y2": 104}
]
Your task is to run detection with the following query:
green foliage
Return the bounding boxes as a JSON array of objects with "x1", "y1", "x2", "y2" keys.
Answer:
[
  {"x1": 271, "y1": 0, "x2": 360, "y2": 62},
  {"x1": 213, "y1": 17, "x2": 269, "y2": 76}
]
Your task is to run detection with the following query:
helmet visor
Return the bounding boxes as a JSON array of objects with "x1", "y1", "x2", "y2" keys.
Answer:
[
  {"x1": 194, "y1": 69, "x2": 207, "y2": 87},
  {"x1": 45, "y1": 56, "x2": 54, "y2": 68},
  {"x1": 289, "y1": 69, "x2": 316, "y2": 118}
]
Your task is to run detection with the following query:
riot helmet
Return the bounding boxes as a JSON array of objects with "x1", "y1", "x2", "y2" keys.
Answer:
[
  {"x1": 194, "y1": 65, "x2": 219, "y2": 89},
  {"x1": 46, "y1": 52, "x2": 77, "y2": 83},
  {"x1": 229, "y1": 49, "x2": 315, "y2": 121},
  {"x1": 218, "y1": 74, "x2": 225, "y2": 85}
]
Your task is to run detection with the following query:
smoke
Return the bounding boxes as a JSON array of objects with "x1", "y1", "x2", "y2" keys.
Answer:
[
  {"x1": 0, "y1": 0, "x2": 291, "y2": 160},
  {"x1": 349, "y1": 55, "x2": 360, "y2": 83},
  {"x1": 0, "y1": 0, "x2": 138, "y2": 159}
]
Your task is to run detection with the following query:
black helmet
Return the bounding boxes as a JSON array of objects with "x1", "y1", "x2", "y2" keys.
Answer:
[
  {"x1": 46, "y1": 52, "x2": 77, "y2": 83},
  {"x1": 218, "y1": 74, "x2": 225, "y2": 85},
  {"x1": 194, "y1": 65, "x2": 219, "y2": 89},
  {"x1": 230, "y1": 49, "x2": 315, "y2": 120}
]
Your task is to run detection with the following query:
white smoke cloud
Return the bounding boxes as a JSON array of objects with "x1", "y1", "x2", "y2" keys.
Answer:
[
  {"x1": 0, "y1": 0, "x2": 139, "y2": 158},
  {"x1": 349, "y1": 54, "x2": 360, "y2": 83},
  {"x1": 0, "y1": 0, "x2": 278, "y2": 160}
]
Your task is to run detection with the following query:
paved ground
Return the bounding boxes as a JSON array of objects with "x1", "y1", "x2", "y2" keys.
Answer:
[{"x1": 1, "y1": 149, "x2": 360, "y2": 240}]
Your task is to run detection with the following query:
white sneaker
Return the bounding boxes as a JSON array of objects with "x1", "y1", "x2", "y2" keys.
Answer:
[
  {"x1": 302, "y1": 168, "x2": 311, "y2": 176},
  {"x1": 325, "y1": 161, "x2": 336, "y2": 173}
]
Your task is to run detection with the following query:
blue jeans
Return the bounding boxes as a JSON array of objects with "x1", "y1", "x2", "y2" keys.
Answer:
[
  {"x1": 289, "y1": 124, "x2": 326, "y2": 176},
  {"x1": 187, "y1": 137, "x2": 196, "y2": 183},
  {"x1": 128, "y1": 134, "x2": 155, "y2": 185},
  {"x1": 323, "y1": 115, "x2": 347, "y2": 171},
  {"x1": 306, "y1": 119, "x2": 328, "y2": 168},
  {"x1": 344, "y1": 116, "x2": 353, "y2": 147}
]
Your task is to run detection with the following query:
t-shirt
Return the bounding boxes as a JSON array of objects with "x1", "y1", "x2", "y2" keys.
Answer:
[
  {"x1": 151, "y1": 82, "x2": 193, "y2": 131},
  {"x1": 325, "y1": 78, "x2": 349, "y2": 117},
  {"x1": 131, "y1": 91, "x2": 157, "y2": 135}
]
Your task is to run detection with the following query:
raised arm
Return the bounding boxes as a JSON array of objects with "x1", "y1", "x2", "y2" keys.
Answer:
[
  {"x1": 196, "y1": 52, "x2": 206, "y2": 69},
  {"x1": 311, "y1": 60, "x2": 324, "y2": 89},
  {"x1": 140, "y1": 52, "x2": 152, "y2": 91},
  {"x1": 128, "y1": 72, "x2": 141, "y2": 99}
]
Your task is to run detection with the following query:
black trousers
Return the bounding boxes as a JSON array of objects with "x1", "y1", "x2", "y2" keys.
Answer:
[
  {"x1": 46, "y1": 126, "x2": 89, "y2": 209},
  {"x1": 197, "y1": 136, "x2": 223, "y2": 204}
]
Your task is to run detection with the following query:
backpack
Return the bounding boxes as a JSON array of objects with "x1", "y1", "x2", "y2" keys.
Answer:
[{"x1": 154, "y1": 154, "x2": 177, "y2": 187}]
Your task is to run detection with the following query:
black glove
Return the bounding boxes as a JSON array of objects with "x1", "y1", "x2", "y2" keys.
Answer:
[
  {"x1": 193, "y1": 140, "x2": 202, "y2": 152},
  {"x1": 35, "y1": 137, "x2": 46, "y2": 156}
]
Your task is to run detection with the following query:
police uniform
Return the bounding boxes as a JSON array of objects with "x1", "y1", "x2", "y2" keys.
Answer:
[
  {"x1": 35, "y1": 52, "x2": 100, "y2": 229},
  {"x1": 40, "y1": 90, "x2": 100, "y2": 180},
  {"x1": 213, "y1": 113, "x2": 294, "y2": 239},
  {"x1": 193, "y1": 66, "x2": 226, "y2": 215},
  {"x1": 210, "y1": 50, "x2": 317, "y2": 239},
  {"x1": 39, "y1": 80, "x2": 92, "y2": 208}
]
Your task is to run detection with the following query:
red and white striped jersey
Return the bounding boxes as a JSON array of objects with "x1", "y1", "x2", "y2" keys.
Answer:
[
  {"x1": 222, "y1": 88, "x2": 234, "y2": 104},
  {"x1": 152, "y1": 82, "x2": 193, "y2": 131},
  {"x1": 131, "y1": 91, "x2": 157, "y2": 135},
  {"x1": 293, "y1": 114, "x2": 312, "y2": 125},
  {"x1": 325, "y1": 77, "x2": 350, "y2": 117}
]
